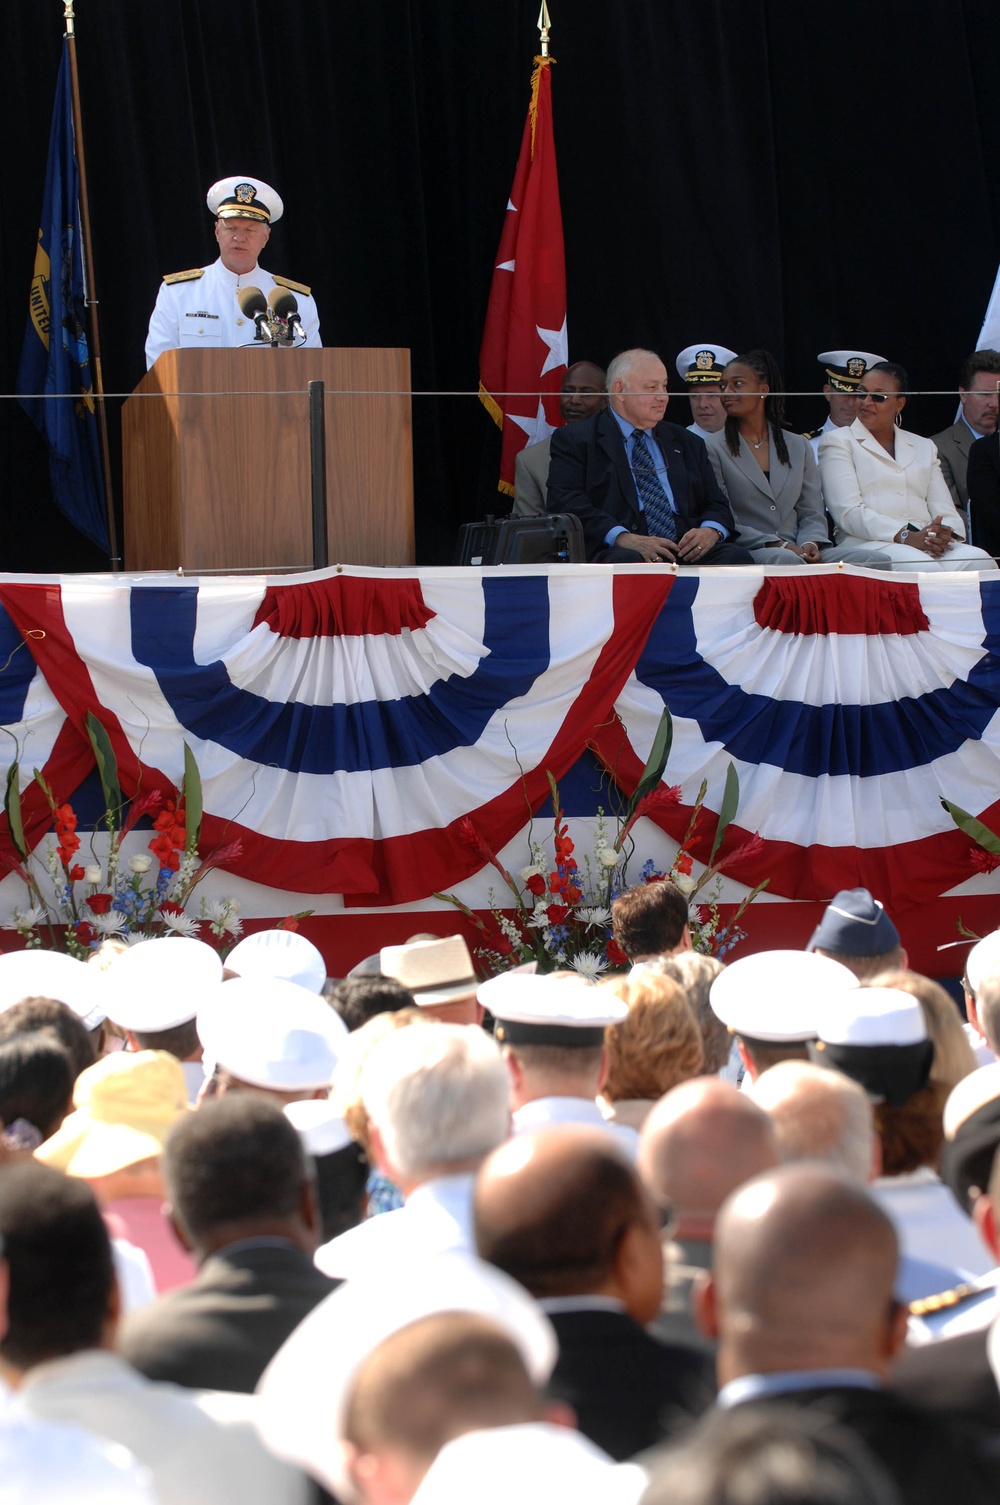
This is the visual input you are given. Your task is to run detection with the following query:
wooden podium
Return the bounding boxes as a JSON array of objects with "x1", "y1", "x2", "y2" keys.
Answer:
[{"x1": 122, "y1": 347, "x2": 414, "y2": 571}]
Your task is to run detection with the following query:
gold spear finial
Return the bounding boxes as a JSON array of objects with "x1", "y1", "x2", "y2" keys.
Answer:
[
  {"x1": 537, "y1": 1, "x2": 551, "y2": 58},
  {"x1": 63, "y1": 0, "x2": 76, "y2": 37}
]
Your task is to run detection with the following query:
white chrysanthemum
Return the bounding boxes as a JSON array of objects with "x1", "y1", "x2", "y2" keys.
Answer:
[
  {"x1": 93, "y1": 910, "x2": 129, "y2": 937},
  {"x1": 577, "y1": 906, "x2": 611, "y2": 928},
  {"x1": 160, "y1": 910, "x2": 200, "y2": 937},
  {"x1": 4, "y1": 906, "x2": 46, "y2": 932},
  {"x1": 220, "y1": 915, "x2": 243, "y2": 939},
  {"x1": 569, "y1": 951, "x2": 608, "y2": 980}
]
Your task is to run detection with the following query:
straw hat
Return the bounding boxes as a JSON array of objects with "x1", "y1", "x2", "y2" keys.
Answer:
[{"x1": 35, "y1": 1050, "x2": 190, "y2": 1178}]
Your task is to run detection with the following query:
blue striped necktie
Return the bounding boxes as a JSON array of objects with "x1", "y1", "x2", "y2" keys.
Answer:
[{"x1": 631, "y1": 428, "x2": 677, "y2": 540}]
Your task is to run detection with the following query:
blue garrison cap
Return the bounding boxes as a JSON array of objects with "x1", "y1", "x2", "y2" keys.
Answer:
[{"x1": 806, "y1": 888, "x2": 900, "y2": 958}]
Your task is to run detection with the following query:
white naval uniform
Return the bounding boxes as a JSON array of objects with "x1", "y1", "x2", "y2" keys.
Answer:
[
  {"x1": 512, "y1": 1095, "x2": 639, "y2": 1158},
  {"x1": 687, "y1": 422, "x2": 719, "y2": 442},
  {"x1": 144, "y1": 257, "x2": 321, "y2": 369},
  {"x1": 808, "y1": 415, "x2": 838, "y2": 461}
]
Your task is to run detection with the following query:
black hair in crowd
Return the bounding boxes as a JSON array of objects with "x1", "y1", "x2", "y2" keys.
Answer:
[{"x1": 724, "y1": 348, "x2": 791, "y2": 469}]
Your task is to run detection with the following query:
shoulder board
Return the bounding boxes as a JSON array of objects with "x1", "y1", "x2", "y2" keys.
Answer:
[
  {"x1": 162, "y1": 268, "x2": 205, "y2": 285},
  {"x1": 801, "y1": 428, "x2": 822, "y2": 440},
  {"x1": 909, "y1": 1282, "x2": 980, "y2": 1317},
  {"x1": 271, "y1": 274, "x2": 311, "y2": 296}
]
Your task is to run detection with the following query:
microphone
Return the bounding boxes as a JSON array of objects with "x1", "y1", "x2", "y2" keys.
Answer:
[
  {"x1": 236, "y1": 285, "x2": 270, "y2": 339},
  {"x1": 269, "y1": 287, "x2": 304, "y2": 342}
]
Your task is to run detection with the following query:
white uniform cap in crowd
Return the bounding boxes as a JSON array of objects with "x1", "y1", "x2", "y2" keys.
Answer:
[
  {"x1": 939, "y1": 1062, "x2": 1000, "y2": 1214},
  {"x1": 283, "y1": 1097, "x2": 353, "y2": 1156},
  {"x1": 256, "y1": 1249, "x2": 557, "y2": 1501},
  {"x1": 675, "y1": 344, "x2": 738, "y2": 384},
  {"x1": 944, "y1": 1061, "x2": 1000, "y2": 1140},
  {"x1": 481, "y1": 969, "x2": 627, "y2": 1047},
  {"x1": 380, "y1": 934, "x2": 478, "y2": 1007},
  {"x1": 0, "y1": 1416, "x2": 157, "y2": 1505},
  {"x1": 100, "y1": 935, "x2": 223, "y2": 1032},
  {"x1": 0, "y1": 950, "x2": 106, "y2": 1031},
  {"x1": 708, "y1": 950, "x2": 858, "y2": 1043},
  {"x1": 410, "y1": 1424, "x2": 647, "y2": 1505},
  {"x1": 206, "y1": 175, "x2": 283, "y2": 223},
  {"x1": 817, "y1": 350, "x2": 887, "y2": 391},
  {"x1": 964, "y1": 931, "x2": 1000, "y2": 996},
  {"x1": 808, "y1": 985, "x2": 934, "y2": 1108},
  {"x1": 197, "y1": 976, "x2": 347, "y2": 1091},
  {"x1": 226, "y1": 929, "x2": 327, "y2": 994}
]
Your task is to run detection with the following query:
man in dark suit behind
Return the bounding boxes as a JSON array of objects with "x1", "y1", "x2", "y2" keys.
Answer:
[
  {"x1": 474, "y1": 1125, "x2": 714, "y2": 1461},
  {"x1": 119, "y1": 1094, "x2": 338, "y2": 1394},
  {"x1": 546, "y1": 347, "x2": 752, "y2": 566},
  {"x1": 694, "y1": 1164, "x2": 1000, "y2": 1504}
]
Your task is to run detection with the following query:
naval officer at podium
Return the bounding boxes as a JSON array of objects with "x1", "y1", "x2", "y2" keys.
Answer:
[{"x1": 144, "y1": 175, "x2": 322, "y2": 368}]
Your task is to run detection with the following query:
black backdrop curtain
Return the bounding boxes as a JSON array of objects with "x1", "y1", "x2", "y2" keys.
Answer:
[{"x1": 3, "y1": 1, "x2": 1000, "y2": 570}]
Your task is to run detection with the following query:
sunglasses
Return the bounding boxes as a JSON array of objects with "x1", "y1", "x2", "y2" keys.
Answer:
[{"x1": 856, "y1": 391, "x2": 893, "y2": 405}]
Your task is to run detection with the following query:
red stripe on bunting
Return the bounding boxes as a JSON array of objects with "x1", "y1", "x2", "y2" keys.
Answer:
[
  {"x1": 752, "y1": 574, "x2": 930, "y2": 636},
  {"x1": 251, "y1": 576, "x2": 435, "y2": 638},
  {"x1": 587, "y1": 712, "x2": 1000, "y2": 911}
]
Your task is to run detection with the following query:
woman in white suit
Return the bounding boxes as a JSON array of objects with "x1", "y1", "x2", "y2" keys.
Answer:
[
  {"x1": 706, "y1": 350, "x2": 887, "y2": 566},
  {"x1": 819, "y1": 362, "x2": 997, "y2": 571}
]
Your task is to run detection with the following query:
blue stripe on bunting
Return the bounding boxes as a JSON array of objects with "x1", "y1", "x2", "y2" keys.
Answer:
[
  {"x1": 0, "y1": 604, "x2": 40, "y2": 726},
  {"x1": 128, "y1": 579, "x2": 552, "y2": 774},
  {"x1": 634, "y1": 577, "x2": 1000, "y2": 778}
]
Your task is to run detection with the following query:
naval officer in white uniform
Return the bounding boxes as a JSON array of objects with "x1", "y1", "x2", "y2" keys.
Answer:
[
  {"x1": 144, "y1": 175, "x2": 321, "y2": 368},
  {"x1": 676, "y1": 343, "x2": 737, "y2": 441}
]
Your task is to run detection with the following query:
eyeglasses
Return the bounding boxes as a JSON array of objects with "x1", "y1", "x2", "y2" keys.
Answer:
[{"x1": 856, "y1": 391, "x2": 893, "y2": 405}]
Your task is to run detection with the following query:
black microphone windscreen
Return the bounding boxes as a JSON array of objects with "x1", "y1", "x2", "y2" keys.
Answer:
[
  {"x1": 236, "y1": 285, "x2": 267, "y2": 317},
  {"x1": 269, "y1": 287, "x2": 299, "y2": 321}
]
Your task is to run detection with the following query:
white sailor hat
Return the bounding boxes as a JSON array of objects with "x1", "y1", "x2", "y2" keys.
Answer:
[
  {"x1": 226, "y1": 929, "x2": 327, "y2": 995},
  {"x1": 206, "y1": 176, "x2": 283, "y2": 224},
  {"x1": 197, "y1": 976, "x2": 347, "y2": 1091},
  {"x1": 101, "y1": 935, "x2": 223, "y2": 1033},
  {"x1": 0, "y1": 950, "x2": 106, "y2": 1031},
  {"x1": 380, "y1": 934, "x2": 478, "y2": 1008},
  {"x1": 809, "y1": 985, "x2": 934, "y2": 1107},
  {"x1": 256, "y1": 1249, "x2": 557, "y2": 1501},
  {"x1": 964, "y1": 931, "x2": 1000, "y2": 996},
  {"x1": 283, "y1": 1097, "x2": 353, "y2": 1157},
  {"x1": 940, "y1": 1062, "x2": 1000, "y2": 1213},
  {"x1": 805, "y1": 888, "x2": 900, "y2": 957},
  {"x1": 675, "y1": 344, "x2": 738, "y2": 384},
  {"x1": 818, "y1": 350, "x2": 887, "y2": 391},
  {"x1": 709, "y1": 950, "x2": 858, "y2": 1043},
  {"x1": 411, "y1": 1424, "x2": 646, "y2": 1505},
  {"x1": 481, "y1": 969, "x2": 627, "y2": 1048}
]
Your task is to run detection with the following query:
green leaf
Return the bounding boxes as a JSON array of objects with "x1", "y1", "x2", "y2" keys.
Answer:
[
  {"x1": 86, "y1": 713, "x2": 122, "y2": 824},
  {"x1": 183, "y1": 742, "x2": 203, "y2": 849},
  {"x1": 4, "y1": 762, "x2": 26, "y2": 859},
  {"x1": 708, "y1": 763, "x2": 740, "y2": 865},
  {"x1": 622, "y1": 706, "x2": 673, "y2": 823},
  {"x1": 940, "y1": 798, "x2": 1000, "y2": 856}
]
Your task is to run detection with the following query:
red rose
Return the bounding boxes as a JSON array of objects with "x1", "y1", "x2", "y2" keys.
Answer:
[
  {"x1": 87, "y1": 893, "x2": 113, "y2": 915},
  {"x1": 606, "y1": 936, "x2": 628, "y2": 967},
  {"x1": 74, "y1": 922, "x2": 96, "y2": 949},
  {"x1": 545, "y1": 904, "x2": 570, "y2": 925},
  {"x1": 159, "y1": 901, "x2": 184, "y2": 916},
  {"x1": 492, "y1": 934, "x2": 514, "y2": 957},
  {"x1": 524, "y1": 873, "x2": 546, "y2": 897}
]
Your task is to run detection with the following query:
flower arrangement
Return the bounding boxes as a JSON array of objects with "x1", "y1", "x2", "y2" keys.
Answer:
[
  {"x1": 2, "y1": 714, "x2": 245, "y2": 957},
  {"x1": 437, "y1": 710, "x2": 768, "y2": 979}
]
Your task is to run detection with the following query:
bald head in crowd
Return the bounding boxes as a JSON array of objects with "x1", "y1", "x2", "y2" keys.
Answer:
[
  {"x1": 750, "y1": 1060, "x2": 877, "y2": 1183},
  {"x1": 343, "y1": 1312, "x2": 545, "y2": 1505},
  {"x1": 475, "y1": 1127, "x2": 663, "y2": 1322},
  {"x1": 637, "y1": 1077, "x2": 780, "y2": 1239},
  {"x1": 696, "y1": 1166, "x2": 905, "y2": 1385}
]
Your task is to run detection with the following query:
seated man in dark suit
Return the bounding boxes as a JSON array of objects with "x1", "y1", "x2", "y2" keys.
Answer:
[
  {"x1": 546, "y1": 347, "x2": 752, "y2": 565},
  {"x1": 968, "y1": 429, "x2": 1000, "y2": 563},
  {"x1": 474, "y1": 1124, "x2": 714, "y2": 1460},
  {"x1": 118, "y1": 1093, "x2": 338, "y2": 1393},
  {"x1": 695, "y1": 1164, "x2": 1000, "y2": 1503}
]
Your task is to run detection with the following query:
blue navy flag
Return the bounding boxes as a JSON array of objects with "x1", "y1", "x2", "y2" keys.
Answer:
[{"x1": 16, "y1": 44, "x2": 108, "y2": 553}]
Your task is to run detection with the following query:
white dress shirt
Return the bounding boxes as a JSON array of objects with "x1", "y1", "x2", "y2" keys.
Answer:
[{"x1": 314, "y1": 1171, "x2": 476, "y2": 1279}]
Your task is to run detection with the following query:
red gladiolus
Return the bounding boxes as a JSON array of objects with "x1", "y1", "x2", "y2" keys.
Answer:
[
  {"x1": 87, "y1": 893, "x2": 113, "y2": 915},
  {"x1": 674, "y1": 851, "x2": 694, "y2": 876},
  {"x1": 524, "y1": 873, "x2": 546, "y2": 897},
  {"x1": 69, "y1": 864, "x2": 86, "y2": 882},
  {"x1": 970, "y1": 846, "x2": 1000, "y2": 875},
  {"x1": 279, "y1": 916, "x2": 300, "y2": 932},
  {"x1": 492, "y1": 934, "x2": 514, "y2": 957}
]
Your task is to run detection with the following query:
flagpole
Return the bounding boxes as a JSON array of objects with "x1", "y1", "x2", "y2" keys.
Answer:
[
  {"x1": 62, "y1": 0, "x2": 120, "y2": 568},
  {"x1": 537, "y1": 1, "x2": 551, "y2": 56}
]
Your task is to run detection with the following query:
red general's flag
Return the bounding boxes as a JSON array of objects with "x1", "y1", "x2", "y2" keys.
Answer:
[{"x1": 479, "y1": 55, "x2": 567, "y2": 496}]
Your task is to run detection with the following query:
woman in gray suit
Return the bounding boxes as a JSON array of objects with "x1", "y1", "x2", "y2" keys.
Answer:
[{"x1": 705, "y1": 350, "x2": 887, "y2": 567}]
